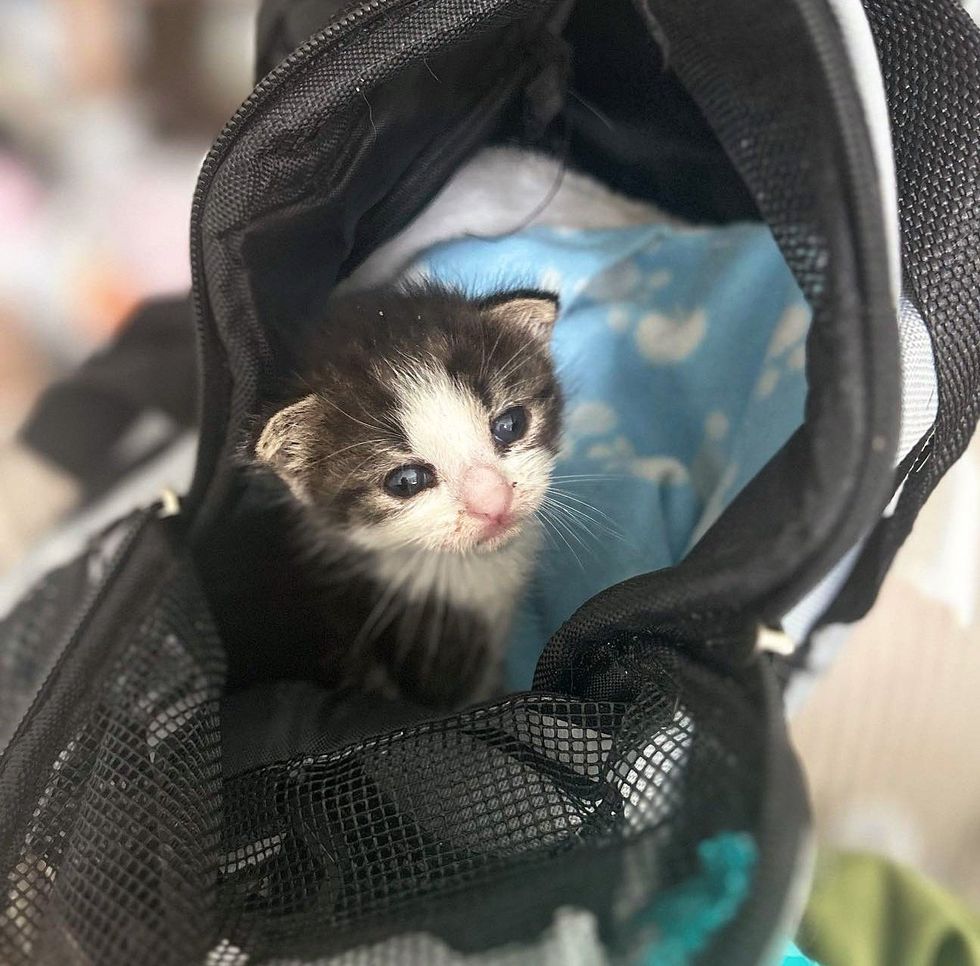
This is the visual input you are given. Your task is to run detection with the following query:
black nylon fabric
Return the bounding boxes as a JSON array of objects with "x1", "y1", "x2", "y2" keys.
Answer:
[
  {"x1": 817, "y1": 0, "x2": 980, "y2": 626},
  {"x1": 0, "y1": 516, "x2": 778, "y2": 964},
  {"x1": 3, "y1": 0, "x2": 929, "y2": 960},
  {"x1": 18, "y1": 297, "x2": 195, "y2": 500},
  {"x1": 535, "y1": 0, "x2": 898, "y2": 691},
  {"x1": 561, "y1": 0, "x2": 760, "y2": 222}
]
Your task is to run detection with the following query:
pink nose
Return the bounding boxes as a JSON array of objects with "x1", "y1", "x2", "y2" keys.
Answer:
[{"x1": 462, "y1": 465, "x2": 513, "y2": 526}]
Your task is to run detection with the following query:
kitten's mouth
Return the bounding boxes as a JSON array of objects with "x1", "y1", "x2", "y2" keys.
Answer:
[
  {"x1": 471, "y1": 518, "x2": 522, "y2": 551},
  {"x1": 478, "y1": 519, "x2": 512, "y2": 541}
]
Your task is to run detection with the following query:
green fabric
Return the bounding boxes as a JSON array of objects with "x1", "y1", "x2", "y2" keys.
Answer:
[{"x1": 799, "y1": 852, "x2": 980, "y2": 966}]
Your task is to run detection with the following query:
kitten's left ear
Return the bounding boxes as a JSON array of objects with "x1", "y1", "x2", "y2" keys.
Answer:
[
  {"x1": 481, "y1": 291, "x2": 559, "y2": 342},
  {"x1": 254, "y1": 393, "x2": 321, "y2": 502}
]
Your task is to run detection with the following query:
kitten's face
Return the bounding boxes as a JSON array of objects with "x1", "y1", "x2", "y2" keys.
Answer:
[{"x1": 256, "y1": 290, "x2": 562, "y2": 555}]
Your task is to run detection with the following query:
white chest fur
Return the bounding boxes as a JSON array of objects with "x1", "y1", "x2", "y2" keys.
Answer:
[{"x1": 359, "y1": 523, "x2": 540, "y2": 636}]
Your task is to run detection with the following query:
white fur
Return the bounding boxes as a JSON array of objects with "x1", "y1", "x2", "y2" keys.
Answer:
[
  {"x1": 315, "y1": 354, "x2": 557, "y2": 660},
  {"x1": 347, "y1": 358, "x2": 556, "y2": 557},
  {"x1": 340, "y1": 146, "x2": 679, "y2": 292},
  {"x1": 355, "y1": 524, "x2": 540, "y2": 631}
]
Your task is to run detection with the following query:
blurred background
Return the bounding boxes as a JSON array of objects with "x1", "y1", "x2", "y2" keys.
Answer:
[
  {"x1": 0, "y1": 0, "x2": 254, "y2": 442},
  {"x1": 0, "y1": 0, "x2": 977, "y2": 931}
]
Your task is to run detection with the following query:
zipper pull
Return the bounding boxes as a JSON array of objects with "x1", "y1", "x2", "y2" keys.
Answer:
[
  {"x1": 158, "y1": 488, "x2": 181, "y2": 518},
  {"x1": 756, "y1": 624, "x2": 795, "y2": 656}
]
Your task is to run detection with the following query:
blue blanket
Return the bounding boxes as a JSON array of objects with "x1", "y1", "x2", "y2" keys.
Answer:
[{"x1": 410, "y1": 221, "x2": 810, "y2": 687}]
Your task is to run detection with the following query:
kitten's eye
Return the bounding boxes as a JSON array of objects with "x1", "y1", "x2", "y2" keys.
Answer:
[
  {"x1": 491, "y1": 406, "x2": 529, "y2": 447},
  {"x1": 383, "y1": 464, "x2": 436, "y2": 498}
]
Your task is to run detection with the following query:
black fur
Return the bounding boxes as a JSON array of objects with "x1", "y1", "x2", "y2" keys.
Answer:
[
  {"x1": 221, "y1": 284, "x2": 563, "y2": 710},
  {"x1": 257, "y1": 282, "x2": 563, "y2": 530}
]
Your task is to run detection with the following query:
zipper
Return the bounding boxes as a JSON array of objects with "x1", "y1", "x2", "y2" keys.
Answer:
[
  {"x1": 185, "y1": 0, "x2": 401, "y2": 520},
  {"x1": 184, "y1": 0, "x2": 893, "y2": 621},
  {"x1": 762, "y1": 0, "x2": 898, "y2": 619},
  {"x1": 0, "y1": 510, "x2": 150, "y2": 766}
]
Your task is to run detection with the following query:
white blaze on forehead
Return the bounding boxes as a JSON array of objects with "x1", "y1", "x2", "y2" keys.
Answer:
[
  {"x1": 350, "y1": 355, "x2": 558, "y2": 556},
  {"x1": 393, "y1": 361, "x2": 495, "y2": 483}
]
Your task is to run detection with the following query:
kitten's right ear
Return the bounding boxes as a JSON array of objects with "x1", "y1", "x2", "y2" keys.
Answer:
[
  {"x1": 255, "y1": 394, "x2": 321, "y2": 501},
  {"x1": 480, "y1": 291, "x2": 559, "y2": 343}
]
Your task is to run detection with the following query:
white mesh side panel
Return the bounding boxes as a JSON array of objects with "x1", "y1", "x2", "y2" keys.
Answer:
[
  {"x1": 780, "y1": 292, "x2": 939, "y2": 657},
  {"x1": 825, "y1": 0, "x2": 901, "y2": 304},
  {"x1": 896, "y1": 295, "x2": 939, "y2": 458},
  {"x1": 778, "y1": 0, "x2": 941, "y2": 661}
]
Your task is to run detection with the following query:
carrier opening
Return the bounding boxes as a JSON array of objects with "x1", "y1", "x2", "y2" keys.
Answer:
[
  {"x1": 0, "y1": 0, "x2": 909, "y2": 961},
  {"x1": 193, "y1": 0, "x2": 897, "y2": 704}
]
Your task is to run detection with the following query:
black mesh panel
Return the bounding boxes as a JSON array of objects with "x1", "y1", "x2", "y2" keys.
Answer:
[
  {"x1": 0, "y1": 525, "x2": 225, "y2": 966},
  {"x1": 0, "y1": 530, "x2": 767, "y2": 965},
  {"x1": 210, "y1": 645, "x2": 761, "y2": 961},
  {"x1": 820, "y1": 0, "x2": 980, "y2": 623}
]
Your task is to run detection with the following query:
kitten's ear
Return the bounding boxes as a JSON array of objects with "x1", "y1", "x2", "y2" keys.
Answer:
[
  {"x1": 255, "y1": 394, "x2": 321, "y2": 500},
  {"x1": 481, "y1": 291, "x2": 559, "y2": 342}
]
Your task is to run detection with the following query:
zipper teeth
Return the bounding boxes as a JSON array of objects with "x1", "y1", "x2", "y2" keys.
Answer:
[
  {"x1": 185, "y1": 0, "x2": 398, "y2": 516},
  {"x1": 192, "y1": 0, "x2": 386, "y2": 199},
  {"x1": 0, "y1": 512, "x2": 151, "y2": 763},
  {"x1": 188, "y1": 0, "x2": 390, "y2": 359}
]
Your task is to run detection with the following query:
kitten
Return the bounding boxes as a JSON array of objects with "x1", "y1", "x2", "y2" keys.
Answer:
[{"x1": 250, "y1": 284, "x2": 562, "y2": 708}]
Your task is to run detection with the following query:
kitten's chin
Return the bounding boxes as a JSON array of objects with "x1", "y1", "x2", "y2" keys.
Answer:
[
  {"x1": 347, "y1": 517, "x2": 532, "y2": 557},
  {"x1": 452, "y1": 521, "x2": 527, "y2": 555}
]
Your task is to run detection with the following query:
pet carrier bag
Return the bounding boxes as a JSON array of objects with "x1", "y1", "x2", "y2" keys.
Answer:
[{"x1": 2, "y1": 0, "x2": 978, "y2": 963}]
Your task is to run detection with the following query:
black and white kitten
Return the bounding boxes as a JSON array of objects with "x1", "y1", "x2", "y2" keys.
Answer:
[{"x1": 248, "y1": 284, "x2": 562, "y2": 708}]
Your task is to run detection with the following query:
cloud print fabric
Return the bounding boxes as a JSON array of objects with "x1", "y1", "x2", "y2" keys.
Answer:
[{"x1": 410, "y1": 221, "x2": 809, "y2": 687}]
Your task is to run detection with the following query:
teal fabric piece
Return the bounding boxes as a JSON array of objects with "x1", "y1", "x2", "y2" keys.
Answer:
[
  {"x1": 413, "y1": 222, "x2": 809, "y2": 688},
  {"x1": 781, "y1": 941, "x2": 820, "y2": 964},
  {"x1": 642, "y1": 832, "x2": 758, "y2": 965}
]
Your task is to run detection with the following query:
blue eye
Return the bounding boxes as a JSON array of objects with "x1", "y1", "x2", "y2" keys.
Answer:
[
  {"x1": 384, "y1": 464, "x2": 436, "y2": 498},
  {"x1": 491, "y1": 406, "x2": 528, "y2": 446}
]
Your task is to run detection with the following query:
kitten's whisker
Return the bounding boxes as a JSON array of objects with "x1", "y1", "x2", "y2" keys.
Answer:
[
  {"x1": 537, "y1": 506, "x2": 587, "y2": 571},
  {"x1": 535, "y1": 508, "x2": 566, "y2": 559},
  {"x1": 355, "y1": 575, "x2": 405, "y2": 649},
  {"x1": 545, "y1": 511, "x2": 626, "y2": 552},
  {"x1": 542, "y1": 504, "x2": 617, "y2": 541},
  {"x1": 334, "y1": 451, "x2": 382, "y2": 493},
  {"x1": 319, "y1": 394, "x2": 391, "y2": 435},
  {"x1": 396, "y1": 549, "x2": 433, "y2": 661},
  {"x1": 549, "y1": 474, "x2": 626, "y2": 483},
  {"x1": 546, "y1": 489, "x2": 623, "y2": 529},
  {"x1": 421, "y1": 555, "x2": 449, "y2": 683},
  {"x1": 491, "y1": 339, "x2": 536, "y2": 390},
  {"x1": 494, "y1": 348, "x2": 537, "y2": 389},
  {"x1": 358, "y1": 400, "x2": 400, "y2": 435},
  {"x1": 310, "y1": 437, "x2": 385, "y2": 467},
  {"x1": 544, "y1": 505, "x2": 601, "y2": 559},
  {"x1": 552, "y1": 514, "x2": 592, "y2": 570},
  {"x1": 492, "y1": 340, "x2": 527, "y2": 382},
  {"x1": 542, "y1": 493, "x2": 615, "y2": 528},
  {"x1": 534, "y1": 514, "x2": 563, "y2": 554},
  {"x1": 540, "y1": 497, "x2": 626, "y2": 547},
  {"x1": 483, "y1": 326, "x2": 507, "y2": 382}
]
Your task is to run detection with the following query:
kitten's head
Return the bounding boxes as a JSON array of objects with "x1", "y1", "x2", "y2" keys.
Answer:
[{"x1": 255, "y1": 286, "x2": 562, "y2": 555}]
